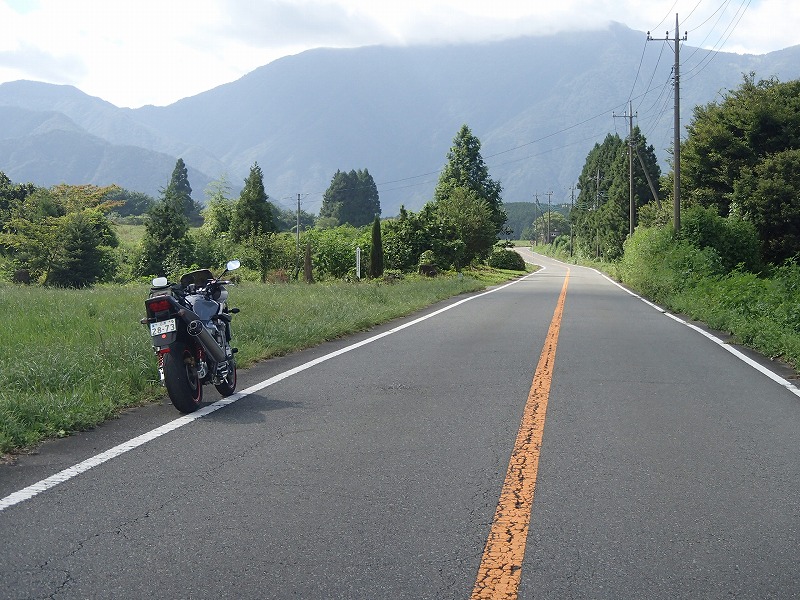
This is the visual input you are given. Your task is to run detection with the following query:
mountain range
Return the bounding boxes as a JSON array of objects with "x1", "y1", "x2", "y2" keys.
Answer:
[{"x1": 1, "y1": 22, "x2": 799, "y2": 218}]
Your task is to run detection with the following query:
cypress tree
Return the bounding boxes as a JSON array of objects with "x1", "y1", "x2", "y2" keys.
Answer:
[
  {"x1": 229, "y1": 162, "x2": 276, "y2": 242},
  {"x1": 165, "y1": 158, "x2": 201, "y2": 225},
  {"x1": 369, "y1": 215, "x2": 384, "y2": 278}
]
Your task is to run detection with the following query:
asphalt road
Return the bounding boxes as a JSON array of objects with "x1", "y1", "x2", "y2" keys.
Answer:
[{"x1": 2, "y1": 253, "x2": 799, "y2": 599}]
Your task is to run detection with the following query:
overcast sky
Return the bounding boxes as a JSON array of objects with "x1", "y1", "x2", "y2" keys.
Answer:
[{"x1": 1, "y1": 0, "x2": 797, "y2": 108}]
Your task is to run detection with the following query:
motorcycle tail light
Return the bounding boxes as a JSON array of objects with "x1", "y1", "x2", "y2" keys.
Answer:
[{"x1": 147, "y1": 298, "x2": 172, "y2": 313}]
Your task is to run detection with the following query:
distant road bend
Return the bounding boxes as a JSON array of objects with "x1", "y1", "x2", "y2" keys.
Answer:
[{"x1": 1, "y1": 252, "x2": 799, "y2": 599}]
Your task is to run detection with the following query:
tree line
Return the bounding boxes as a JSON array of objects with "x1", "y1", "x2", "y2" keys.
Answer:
[
  {"x1": 536, "y1": 74, "x2": 800, "y2": 274},
  {"x1": 4, "y1": 73, "x2": 795, "y2": 288},
  {"x1": 0, "y1": 125, "x2": 511, "y2": 286}
]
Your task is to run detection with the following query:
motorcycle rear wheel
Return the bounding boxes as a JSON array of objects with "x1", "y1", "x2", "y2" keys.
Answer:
[
  {"x1": 163, "y1": 340, "x2": 203, "y2": 413},
  {"x1": 214, "y1": 359, "x2": 237, "y2": 397}
]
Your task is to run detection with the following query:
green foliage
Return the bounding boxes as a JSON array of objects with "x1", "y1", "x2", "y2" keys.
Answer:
[
  {"x1": 137, "y1": 196, "x2": 193, "y2": 278},
  {"x1": 614, "y1": 219, "x2": 800, "y2": 370},
  {"x1": 571, "y1": 128, "x2": 660, "y2": 260},
  {"x1": 682, "y1": 75, "x2": 800, "y2": 216},
  {"x1": 0, "y1": 184, "x2": 121, "y2": 286},
  {"x1": 618, "y1": 225, "x2": 722, "y2": 304},
  {"x1": 0, "y1": 172, "x2": 36, "y2": 231},
  {"x1": 433, "y1": 186, "x2": 496, "y2": 267},
  {"x1": 680, "y1": 75, "x2": 800, "y2": 266},
  {"x1": 319, "y1": 169, "x2": 381, "y2": 227},
  {"x1": 434, "y1": 124, "x2": 505, "y2": 234},
  {"x1": 418, "y1": 250, "x2": 436, "y2": 266},
  {"x1": 201, "y1": 175, "x2": 235, "y2": 236},
  {"x1": 369, "y1": 216, "x2": 384, "y2": 278},
  {"x1": 105, "y1": 188, "x2": 155, "y2": 218},
  {"x1": 527, "y1": 211, "x2": 570, "y2": 245},
  {"x1": 304, "y1": 225, "x2": 368, "y2": 279},
  {"x1": 0, "y1": 282, "x2": 161, "y2": 453},
  {"x1": 667, "y1": 262, "x2": 800, "y2": 367},
  {"x1": 165, "y1": 158, "x2": 202, "y2": 225},
  {"x1": 487, "y1": 248, "x2": 526, "y2": 271},
  {"x1": 383, "y1": 188, "x2": 498, "y2": 273},
  {"x1": 229, "y1": 162, "x2": 277, "y2": 242},
  {"x1": 383, "y1": 206, "x2": 431, "y2": 272},
  {"x1": 504, "y1": 202, "x2": 539, "y2": 240},
  {"x1": 678, "y1": 205, "x2": 761, "y2": 272},
  {"x1": 572, "y1": 133, "x2": 625, "y2": 258},
  {"x1": 273, "y1": 204, "x2": 316, "y2": 233},
  {"x1": 731, "y1": 148, "x2": 800, "y2": 264},
  {"x1": 45, "y1": 211, "x2": 119, "y2": 287},
  {"x1": 0, "y1": 171, "x2": 35, "y2": 201},
  {"x1": 235, "y1": 232, "x2": 297, "y2": 282}
]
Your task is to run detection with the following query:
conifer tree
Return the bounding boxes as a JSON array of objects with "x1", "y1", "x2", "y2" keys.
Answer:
[
  {"x1": 138, "y1": 196, "x2": 192, "y2": 276},
  {"x1": 229, "y1": 162, "x2": 276, "y2": 242},
  {"x1": 320, "y1": 169, "x2": 380, "y2": 227},
  {"x1": 369, "y1": 215, "x2": 384, "y2": 278},
  {"x1": 165, "y1": 158, "x2": 201, "y2": 225},
  {"x1": 434, "y1": 125, "x2": 505, "y2": 234}
]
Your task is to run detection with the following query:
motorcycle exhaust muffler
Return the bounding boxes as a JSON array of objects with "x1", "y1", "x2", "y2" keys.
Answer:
[{"x1": 179, "y1": 312, "x2": 228, "y2": 363}]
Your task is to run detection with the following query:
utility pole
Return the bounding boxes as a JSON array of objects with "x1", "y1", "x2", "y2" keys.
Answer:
[
  {"x1": 570, "y1": 185, "x2": 575, "y2": 257},
  {"x1": 648, "y1": 14, "x2": 686, "y2": 232},
  {"x1": 545, "y1": 191, "x2": 553, "y2": 244},
  {"x1": 296, "y1": 193, "x2": 301, "y2": 276},
  {"x1": 595, "y1": 169, "x2": 601, "y2": 258},
  {"x1": 613, "y1": 101, "x2": 636, "y2": 236}
]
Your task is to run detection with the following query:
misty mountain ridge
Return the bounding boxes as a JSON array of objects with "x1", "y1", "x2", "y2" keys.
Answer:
[{"x1": 1, "y1": 23, "x2": 799, "y2": 217}]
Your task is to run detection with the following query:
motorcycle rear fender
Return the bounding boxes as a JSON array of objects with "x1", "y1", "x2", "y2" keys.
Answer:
[{"x1": 152, "y1": 330, "x2": 177, "y2": 346}]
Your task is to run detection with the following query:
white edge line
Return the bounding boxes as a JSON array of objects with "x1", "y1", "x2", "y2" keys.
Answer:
[
  {"x1": 1, "y1": 270, "x2": 544, "y2": 513},
  {"x1": 560, "y1": 255, "x2": 800, "y2": 399}
]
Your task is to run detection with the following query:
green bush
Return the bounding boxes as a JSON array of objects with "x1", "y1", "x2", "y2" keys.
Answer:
[
  {"x1": 418, "y1": 250, "x2": 436, "y2": 266},
  {"x1": 304, "y1": 225, "x2": 369, "y2": 279},
  {"x1": 616, "y1": 221, "x2": 800, "y2": 369},
  {"x1": 619, "y1": 226, "x2": 721, "y2": 303},
  {"x1": 679, "y1": 205, "x2": 761, "y2": 272},
  {"x1": 487, "y1": 249, "x2": 526, "y2": 271}
]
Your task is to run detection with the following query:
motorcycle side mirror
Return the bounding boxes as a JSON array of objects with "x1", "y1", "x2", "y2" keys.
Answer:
[
  {"x1": 226, "y1": 259, "x2": 241, "y2": 272},
  {"x1": 152, "y1": 276, "x2": 169, "y2": 287}
]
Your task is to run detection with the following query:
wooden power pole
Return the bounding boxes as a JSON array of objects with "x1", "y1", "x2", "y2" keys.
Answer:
[{"x1": 648, "y1": 14, "x2": 686, "y2": 232}]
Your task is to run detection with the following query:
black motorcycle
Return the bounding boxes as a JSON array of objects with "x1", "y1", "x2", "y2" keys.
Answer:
[{"x1": 141, "y1": 260, "x2": 241, "y2": 413}]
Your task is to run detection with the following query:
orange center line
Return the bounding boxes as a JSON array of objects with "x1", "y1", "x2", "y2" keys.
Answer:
[{"x1": 471, "y1": 269, "x2": 570, "y2": 599}]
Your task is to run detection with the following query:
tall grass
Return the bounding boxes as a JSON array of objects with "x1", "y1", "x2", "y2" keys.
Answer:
[
  {"x1": 669, "y1": 263, "x2": 800, "y2": 364},
  {"x1": 0, "y1": 273, "x2": 494, "y2": 455},
  {"x1": 618, "y1": 226, "x2": 800, "y2": 370}
]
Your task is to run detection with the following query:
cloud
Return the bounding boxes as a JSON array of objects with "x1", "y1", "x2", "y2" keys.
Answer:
[
  {"x1": 1, "y1": 0, "x2": 798, "y2": 107},
  {"x1": 207, "y1": 0, "x2": 389, "y2": 48},
  {"x1": 0, "y1": 42, "x2": 86, "y2": 84}
]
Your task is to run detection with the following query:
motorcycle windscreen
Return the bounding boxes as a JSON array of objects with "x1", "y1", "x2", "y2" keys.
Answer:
[
  {"x1": 191, "y1": 297, "x2": 220, "y2": 321},
  {"x1": 180, "y1": 269, "x2": 214, "y2": 288}
]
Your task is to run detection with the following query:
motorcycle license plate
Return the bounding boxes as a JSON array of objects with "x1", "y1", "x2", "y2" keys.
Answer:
[{"x1": 150, "y1": 318, "x2": 177, "y2": 336}]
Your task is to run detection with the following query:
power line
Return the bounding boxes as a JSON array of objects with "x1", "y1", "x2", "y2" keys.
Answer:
[
  {"x1": 281, "y1": 4, "x2": 756, "y2": 209},
  {"x1": 648, "y1": 13, "x2": 687, "y2": 231},
  {"x1": 683, "y1": 0, "x2": 752, "y2": 83}
]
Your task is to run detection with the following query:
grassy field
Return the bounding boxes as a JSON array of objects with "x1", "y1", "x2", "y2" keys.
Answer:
[
  {"x1": 0, "y1": 266, "x2": 528, "y2": 456},
  {"x1": 112, "y1": 223, "x2": 146, "y2": 247}
]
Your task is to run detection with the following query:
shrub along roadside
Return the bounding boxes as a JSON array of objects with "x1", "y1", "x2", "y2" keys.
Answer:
[
  {"x1": 617, "y1": 228, "x2": 800, "y2": 370},
  {"x1": 667, "y1": 264, "x2": 800, "y2": 365},
  {"x1": 0, "y1": 268, "x2": 527, "y2": 456}
]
